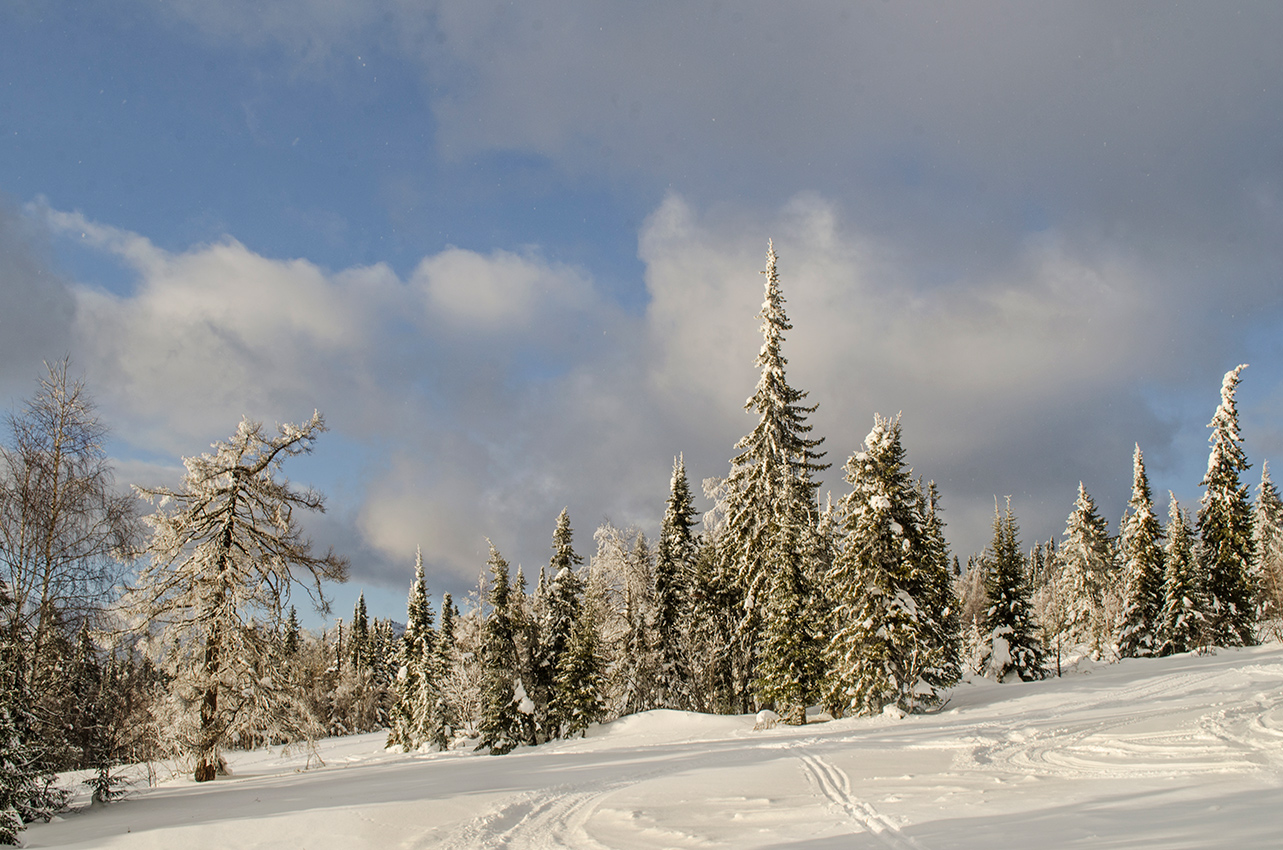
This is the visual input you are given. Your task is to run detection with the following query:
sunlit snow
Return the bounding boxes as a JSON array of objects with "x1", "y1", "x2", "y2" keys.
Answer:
[{"x1": 27, "y1": 644, "x2": 1283, "y2": 849}]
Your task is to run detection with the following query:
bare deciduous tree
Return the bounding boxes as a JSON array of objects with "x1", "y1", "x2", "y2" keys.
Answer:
[{"x1": 0, "y1": 359, "x2": 138, "y2": 681}]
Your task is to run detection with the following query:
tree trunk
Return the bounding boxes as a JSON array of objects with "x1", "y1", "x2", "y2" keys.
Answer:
[{"x1": 195, "y1": 628, "x2": 220, "y2": 782}]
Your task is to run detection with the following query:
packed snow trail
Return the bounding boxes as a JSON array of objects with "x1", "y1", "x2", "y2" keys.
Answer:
[
  {"x1": 796, "y1": 747, "x2": 926, "y2": 850},
  {"x1": 26, "y1": 646, "x2": 1283, "y2": 849}
]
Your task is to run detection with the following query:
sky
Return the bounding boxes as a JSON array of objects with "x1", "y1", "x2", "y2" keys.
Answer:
[{"x1": 3, "y1": 2, "x2": 1283, "y2": 626}]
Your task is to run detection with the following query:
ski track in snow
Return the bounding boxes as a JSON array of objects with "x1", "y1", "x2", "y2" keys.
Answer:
[
  {"x1": 796, "y1": 747, "x2": 926, "y2": 850},
  {"x1": 26, "y1": 649, "x2": 1283, "y2": 850},
  {"x1": 962, "y1": 666, "x2": 1283, "y2": 781},
  {"x1": 434, "y1": 782, "x2": 612, "y2": 850},
  {"x1": 432, "y1": 764, "x2": 675, "y2": 850}
]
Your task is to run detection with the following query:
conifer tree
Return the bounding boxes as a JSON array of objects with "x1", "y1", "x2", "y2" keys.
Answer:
[
  {"x1": 0, "y1": 701, "x2": 29, "y2": 845},
  {"x1": 1253, "y1": 464, "x2": 1283, "y2": 629},
  {"x1": 439, "y1": 593, "x2": 457, "y2": 656},
  {"x1": 754, "y1": 477, "x2": 821, "y2": 723},
  {"x1": 535, "y1": 509, "x2": 584, "y2": 738},
  {"x1": 917, "y1": 481, "x2": 962, "y2": 690},
  {"x1": 1159, "y1": 496, "x2": 1205, "y2": 655},
  {"x1": 654, "y1": 455, "x2": 699, "y2": 710},
  {"x1": 718, "y1": 241, "x2": 827, "y2": 704},
  {"x1": 687, "y1": 534, "x2": 739, "y2": 714},
  {"x1": 1055, "y1": 483, "x2": 1115, "y2": 658},
  {"x1": 434, "y1": 592, "x2": 460, "y2": 738},
  {"x1": 1198, "y1": 365, "x2": 1258, "y2": 647},
  {"x1": 541, "y1": 576, "x2": 583, "y2": 735},
  {"x1": 982, "y1": 500, "x2": 1045, "y2": 682},
  {"x1": 617, "y1": 532, "x2": 660, "y2": 716},
  {"x1": 349, "y1": 593, "x2": 370, "y2": 670},
  {"x1": 551, "y1": 601, "x2": 606, "y2": 738},
  {"x1": 1117, "y1": 446, "x2": 1167, "y2": 657},
  {"x1": 283, "y1": 606, "x2": 301, "y2": 656},
  {"x1": 824, "y1": 415, "x2": 955, "y2": 716},
  {"x1": 388, "y1": 548, "x2": 447, "y2": 752},
  {"x1": 477, "y1": 544, "x2": 524, "y2": 754},
  {"x1": 0, "y1": 642, "x2": 67, "y2": 844}
]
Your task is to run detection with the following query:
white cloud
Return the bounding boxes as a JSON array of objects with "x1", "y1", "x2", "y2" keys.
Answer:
[
  {"x1": 412, "y1": 246, "x2": 592, "y2": 329},
  {"x1": 42, "y1": 209, "x2": 401, "y2": 452},
  {"x1": 19, "y1": 189, "x2": 1279, "y2": 589},
  {"x1": 637, "y1": 193, "x2": 1187, "y2": 555},
  {"x1": 0, "y1": 203, "x2": 75, "y2": 393}
]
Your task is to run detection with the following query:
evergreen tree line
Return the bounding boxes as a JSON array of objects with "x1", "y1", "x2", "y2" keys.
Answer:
[
  {"x1": 372, "y1": 249, "x2": 1277, "y2": 752},
  {"x1": 958, "y1": 363, "x2": 1275, "y2": 681},
  {"x1": 2, "y1": 249, "x2": 1280, "y2": 840}
]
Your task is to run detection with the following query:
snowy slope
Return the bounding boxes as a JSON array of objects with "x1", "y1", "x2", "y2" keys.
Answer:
[{"x1": 27, "y1": 645, "x2": 1283, "y2": 849}]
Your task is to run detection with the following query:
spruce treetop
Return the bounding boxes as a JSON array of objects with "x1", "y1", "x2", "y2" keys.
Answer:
[
  {"x1": 732, "y1": 240, "x2": 828, "y2": 492},
  {"x1": 1202, "y1": 364, "x2": 1250, "y2": 502},
  {"x1": 405, "y1": 547, "x2": 434, "y2": 641},
  {"x1": 1063, "y1": 482, "x2": 1110, "y2": 560},
  {"x1": 550, "y1": 508, "x2": 583, "y2": 577},
  {"x1": 1198, "y1": 364, "x2": 1256, "y2": 646}
]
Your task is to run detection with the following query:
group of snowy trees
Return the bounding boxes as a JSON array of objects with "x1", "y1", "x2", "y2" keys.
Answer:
[
  {"x1": 959, "y1": 364, "x2": 1274, "y2": 684},
  {"x1": 0, "y1": 365, "x2": 350, "y2": 841},
  {"x1": 381, "y1": 246, "x2": 1279, "y2": 749},
  {"x1": 3, "y1": 246, "x2": 1282, "y2": 838},
  {"x1": 375, "y1": 243, "x2": 966, "y2": 749}
]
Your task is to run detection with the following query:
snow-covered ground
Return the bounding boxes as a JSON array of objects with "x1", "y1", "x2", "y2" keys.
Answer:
[{"x1": 27, "y1": 645, "x2": 1283, "y2": 849}]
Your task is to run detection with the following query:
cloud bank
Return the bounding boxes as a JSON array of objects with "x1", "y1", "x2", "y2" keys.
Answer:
[{"x1": 11, "y1": 186, "x2": 1277, "y2": 593}]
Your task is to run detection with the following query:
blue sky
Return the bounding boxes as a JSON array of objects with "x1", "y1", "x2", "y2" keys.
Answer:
[{"x1": 3, "y1": 2, "x2": 1283, "y2": 625}]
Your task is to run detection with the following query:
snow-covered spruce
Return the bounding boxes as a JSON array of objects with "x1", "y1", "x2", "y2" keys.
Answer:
[
  {"x1": 387, "y1": 548, "x2": 449, "y2": 753},
  {"x1": 536, "y1": 508, "x2": 587, "y2": 741},
  {"x1": 1053, "y1": 483, "x2": 1116, "y2": 660},
  {"x1": 126, "y1": 413, "x2": 348, "y2": 783},
  {"x1": 1253, "y1": 463, "x2": 1283, "y2": 633},
  {"x1": 476, "y1": 544, "x2": 525, "y2": 755},
  {"x1": 1198, "y1": 364, "x2": 1257, "y2": 647},
  {"x1": 653, "y1": 455, "x2": 699, "y2": 710},
  {"x1": 752, "y1": 476, "x2": 823, "y2": 725},
  {"x1": 716, "y1": 240, "x2": 828, "y2": 712},
  {"x1": 0, "y1": 658, "x2": 68, "y2": 845},
  {"x1": 1117, "y1": 446, "x2": 1166, "y2": 658},
  {"x1": 824, "y1": 414, "x2": 960, "y2": 716},
  {"x1": 1159, "y1": 495, "x2": 1205, "y2": 655},
  {"x1": 981, "y1": 499, "x2": 1046, "y2": 683}
]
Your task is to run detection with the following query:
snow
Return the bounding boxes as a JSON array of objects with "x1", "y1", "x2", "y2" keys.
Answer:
[{"x1": 27, "y1": 644, "x2": 1283, "y2": 848}]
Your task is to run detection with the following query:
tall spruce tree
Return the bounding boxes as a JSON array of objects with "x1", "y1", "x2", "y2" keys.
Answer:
[
  {"x1": 718, "y1": 241, "x2": 827, "y2": 708},
  {"x1": 1198, "y1": 365, "x2": 1257, "y2": 647},
  {"x1": 538, "y1": 515, "x2": 585, "y2": 738},
  {"x1": 1055, "y1": 483, "x2": 1115, "y2": 658},
  {"x1": 754, "y1": 476, "x2": 822, "y2": 723},
  {"x1": 618, "y1": 532, "x2": 660, "y2": 716},
  {"x1": 551, "y1": 598, "x2": 606, "y2": 738},
  {"x1": 654, "y1": 455, "x2": 699, "y2": 710},
  {"x1": 477, "y1": 544, "x2": 524, "y2": 755},
  {"x1": 283, "y1": 606, "x2": 301, "y2": 656},
  {"x1": 1117, "y1": 446, "x2": 1166, "y2": 658},
  {"x1": 1253, "y1": 464, "x2": 1283, "y2": 628},
  {"x1": 687, "y1": 533, "x2": 739, "y2": 714},
  {"x1": 917, "y1": 480, "x2": 961, "y2": 690},
  {"x1": 349, "y1": 593, "x2": 370, "y2": 670},
  {"x1": 824, "y1": 415, "x2": 956, "y2": 716},
  {"x1": 388, "y1": 548, "x2": 447, "y2": 752},
  {"x1": 0, "y1": 643, "x2": 67, "y2": 844},
  {"x1": 1159, "y1": 496, "x2": 1204, "y2": 654},
  {"x1": 982, "y1": 500, "x2": 1045, "y2": 682}
]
